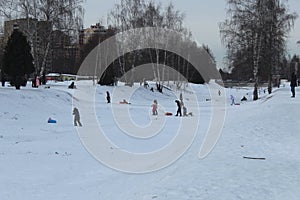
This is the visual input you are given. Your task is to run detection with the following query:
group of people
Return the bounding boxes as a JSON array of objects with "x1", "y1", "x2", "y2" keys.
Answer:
[
  {"x1": 151, "y1": 97, "x2": 191, "y2": 117},
  {"x1": 174, "y1": 99, "x2": 192, "y2": 117},
  {"x1": 72, "y1": 73, "x2": 299, "y2": 127}
]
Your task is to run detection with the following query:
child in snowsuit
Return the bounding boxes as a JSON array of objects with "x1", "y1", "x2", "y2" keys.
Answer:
[
  {"x1": 73, "y1": 107, "x2": 82, "y2": 126},
  {"x1": 230, "y1": 95, "x2": 235, "y2": 105},
  {"x1": 183, "y1": 106, "x2": 193, "y2": 117},
  {"x1": 152, "y1": 99, "x2": 158, "y2": 115},
  {"x1": 183, "y1": 106, "x2": 187, "y2": 116},
  {"x1": 175, "y1": 100, "x2": 182, "y2": 116},
  {"x1": 68, "y1": 82, "x2": 76, "y2": 89}
]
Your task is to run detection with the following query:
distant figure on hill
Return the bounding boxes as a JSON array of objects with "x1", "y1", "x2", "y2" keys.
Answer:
[
  {"x1": 32, "y1": 75, "x2": 39, "y2": 88},
  {"x1": 32, "y1": 75, "x2": 37, "y2": 88},
  {"x1": 73, "y1": 107, "x2": 82, "y2": 126},
  {"x1": 36, "y1": 76, "x2": 40, "y2": 87},
  {"x1": 152, "y1": 99, "x2": 158, "y2": 115},
  {"x1": 241, "y1": 96, "x2": 247, "y2": 101},
  {"x1": 1, "y1": 71, "x2": 5, "y2": 87},
  {"x1": 68, "y1": 82, "x2": 76, "y2": 89},
  {"x1": 175, "y1": 100, "x2": 182, "y2": 117},
  {"x1": 1, "y1": 78, "x2": 5, "y2": 87},
  {"x1": 144, "y1": 79, "x2": 149, "y2": 89},
  {"x1": 290, "y1": 72, "x2": 297, "y2": 98},
  {"x1": 106, "y1": 91, "x2": 111, "y2": 103},
  {"x1": 41, "y1": 72, "x2": 47, "y2": 85}
]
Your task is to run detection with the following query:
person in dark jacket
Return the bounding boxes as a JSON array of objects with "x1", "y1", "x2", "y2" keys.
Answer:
[
  {"x1": 106, "y1": 91, "x2": 111, "y2": 103},
  {"x1": 73, "y1": 107, "x2": 82, "y2": 126},
  {"x1": 175, "y1": 100, "x2": 182, "y2": 117},
  {"x1": 68, "y1": 82, "x2": 76, "y2": 89},
  {"x1": 290, "y1": 72, "x2": 297, "y2": 98}
]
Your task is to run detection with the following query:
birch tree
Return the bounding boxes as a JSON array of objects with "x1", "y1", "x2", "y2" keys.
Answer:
[{"x1": 220, "y1": 0, "x2": 297, "y2": 100}]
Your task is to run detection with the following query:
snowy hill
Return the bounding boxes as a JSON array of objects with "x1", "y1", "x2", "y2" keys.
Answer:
[{"x1": 0, "y1": 81, "x2": 299, "y2": 200}]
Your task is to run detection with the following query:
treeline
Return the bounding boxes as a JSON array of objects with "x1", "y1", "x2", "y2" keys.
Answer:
[{"x1": 79, "y1": 0, "x2": 216, "y2": 85}]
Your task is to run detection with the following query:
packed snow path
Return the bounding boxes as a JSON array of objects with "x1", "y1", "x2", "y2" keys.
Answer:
[{"x1": 0, "y1": 82, "x2": 299, "y2": 200}]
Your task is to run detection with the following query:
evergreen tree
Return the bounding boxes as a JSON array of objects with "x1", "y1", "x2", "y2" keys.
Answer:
[{"x1": 2, "y1": 28, "x2": 35, "y2": 89}]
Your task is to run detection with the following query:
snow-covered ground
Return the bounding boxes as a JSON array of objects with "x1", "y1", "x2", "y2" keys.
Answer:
[{"x1": 0, "y1": 81, "x2": 299, "y2": 200}]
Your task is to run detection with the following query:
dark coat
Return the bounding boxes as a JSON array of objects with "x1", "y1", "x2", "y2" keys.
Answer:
[
  {"x1": 291, "y1": 73, "x2": 297, "y2": 87},
  {"x1": 175, "y1": 100, "x2": 181, "y2": 108},
  {"x1": 73, "y1": 108, "x2": 80, "y2": 119}
]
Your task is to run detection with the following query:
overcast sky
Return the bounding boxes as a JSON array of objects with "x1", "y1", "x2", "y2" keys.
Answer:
[{"x1": 83, "y1": 0, "x2": 300, "y2": 69}]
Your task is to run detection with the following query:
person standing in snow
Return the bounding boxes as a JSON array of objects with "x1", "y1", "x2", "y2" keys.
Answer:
[
  {"x1": 290, "y1": 72, "x2": 297, "y2": 98},
  {"x1": 106, "y1": 91, "x2": 111, "y2": 103},
  {"x1": 68, "y1": 81, "x2": 76, "y2": 89},
  {"x1": 230, "y1": 95, "x2": 235, "y2": 105},
  {"x1": 152, "y1": 99, "x2": 158, "y2": 115},
  {"x1": 73, "y1": 107, "x2": 82, "y2": 126},
  {"x1": 35, "y1": 76, "x2": 40, "y2": 87},
  {"x1": 175, "y1": 100, "x2": 182, "y2": 116}
]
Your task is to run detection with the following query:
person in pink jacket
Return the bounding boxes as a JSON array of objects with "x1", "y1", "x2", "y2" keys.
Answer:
[{"x1": 152, "y1": 99, "x2": 158, "y2": 115}]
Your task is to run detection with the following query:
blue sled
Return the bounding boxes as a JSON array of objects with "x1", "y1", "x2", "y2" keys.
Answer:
[{"x1": 48, "y1": 119, "x2": 57, "y2": 123}]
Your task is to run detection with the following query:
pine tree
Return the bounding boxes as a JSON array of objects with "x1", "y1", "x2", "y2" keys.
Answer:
[{"x1": 2, "y1": 28, "x2": 35, "y2": 89}]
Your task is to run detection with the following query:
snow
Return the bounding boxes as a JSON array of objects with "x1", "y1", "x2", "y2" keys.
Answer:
[{"x1": 0, "y1": 81, "x2": 300, "y2": 199}]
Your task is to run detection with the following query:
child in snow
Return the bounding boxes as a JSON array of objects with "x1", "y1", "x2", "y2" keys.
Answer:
[
  {"x1": 152, "y1": 99, "x2": 158, "y2": 115},
  {"x1": 68, "y1": 82, "x2": 76, "y2": 89},
  {"x1": 35, "y1": 76, "x2": 40, "y2": 87},
  {"x1": 73, "y1": 107, "x2": 82, "y2": 126},
  {"x1": 120, "y1": 99, "x2": 130, "y2": 104},
  {"x1": 230, "y1": 95, "x2": 235, "y2": 105},
  {"x1": 183, "y1": 106, "x2": 187, "y2": 116},
  {"x1": 241, "y1": 96, "x2": 247, "y2": 101},
  {"x1": 48, "y1": 117, "x2": 57, "y2": 123},
  {"x1": 106, "y1": 91, "x2": 111, "y2": 103},
  {"x1": 183, "y1": 106, "x2": 193, "y2": 117}
]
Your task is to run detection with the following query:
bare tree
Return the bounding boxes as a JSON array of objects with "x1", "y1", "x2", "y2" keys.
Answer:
[
  {"x1": 108, "y1": 0, "x2": 190, "y2": 89},
  {"x1": 220, "y1": 0, "x2": 297, "y2": 100}
]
